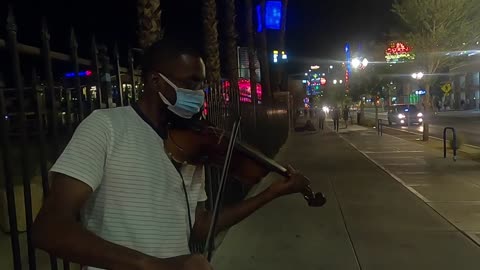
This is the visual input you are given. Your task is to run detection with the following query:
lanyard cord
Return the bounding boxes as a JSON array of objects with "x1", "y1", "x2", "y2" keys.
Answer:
[{"x1": 173, "y1": 164, "x2": 198, "y2": 254}]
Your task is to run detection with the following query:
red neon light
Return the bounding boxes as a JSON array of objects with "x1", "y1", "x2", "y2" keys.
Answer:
[
  {"x1": 320, "y1": 77, "x2": 327, "y2": 86},
  {"x1": 85, "y1": 70, "x2": 93, "y2": 76},
  {"x1": 385, "y1": 42, "x2": 412, "y2": 55}
]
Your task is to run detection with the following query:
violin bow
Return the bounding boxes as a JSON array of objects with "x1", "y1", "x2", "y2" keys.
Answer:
[{"x1": 203, "y1": 117, "x2": 242, "y2": 261}]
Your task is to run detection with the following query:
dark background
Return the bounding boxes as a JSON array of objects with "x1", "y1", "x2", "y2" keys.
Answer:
[{"x1": 0, "y1": 0, "x2": 396, "y2": 73}]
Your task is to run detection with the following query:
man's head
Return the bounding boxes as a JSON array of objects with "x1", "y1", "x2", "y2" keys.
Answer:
[{"x1": 141, "y1": 38, "x2": 206, "y2": 107}]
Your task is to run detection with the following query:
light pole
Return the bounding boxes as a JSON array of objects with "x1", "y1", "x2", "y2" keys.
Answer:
[{"x1": 412, "y1": 71, "x2": 428, "y2": 141}]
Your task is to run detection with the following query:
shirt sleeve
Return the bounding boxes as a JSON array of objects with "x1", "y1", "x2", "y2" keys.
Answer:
[
  {"x1": 50, "y1": 110, "x2": 111, "y2": 191},
  {"x1": 197, "y1": 166, "x2": 208, "y2": 202}
]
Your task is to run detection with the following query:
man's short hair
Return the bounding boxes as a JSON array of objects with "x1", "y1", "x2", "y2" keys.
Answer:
[{"x1": 141, "y1": 37, "x2": 202, "y2": 76}]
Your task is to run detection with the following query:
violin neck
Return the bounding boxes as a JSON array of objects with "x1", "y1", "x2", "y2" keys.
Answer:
[{"x1": 236, "y1": 142, "x2": 289, "y2": 177}]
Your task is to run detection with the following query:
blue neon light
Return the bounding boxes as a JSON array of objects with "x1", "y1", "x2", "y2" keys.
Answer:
[
  {"x1": 256, "y1": 5, "x2": 263, "y2": 32},
  {"x1": 265, "y1": 1, "x2": 282, "y2": 30},
  {"x1": 65, "y1": 70, "x2": 92, "y2": 78},
  {"x1": 345, "y1": 43, "x2": 352, "y2": 74}
]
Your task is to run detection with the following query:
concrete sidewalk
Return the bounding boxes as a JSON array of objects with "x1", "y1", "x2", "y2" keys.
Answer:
[
  {"x1": 337, "y1": 123, "x2": 480, "y2": 246},
  {"x1": 212, "y1": 121, "x2": 480, "y2": 270}
]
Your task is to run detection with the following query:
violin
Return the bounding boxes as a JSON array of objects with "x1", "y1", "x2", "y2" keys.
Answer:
[{"x1": 164, "y1": 117, "x2": 326, "y2": 207}]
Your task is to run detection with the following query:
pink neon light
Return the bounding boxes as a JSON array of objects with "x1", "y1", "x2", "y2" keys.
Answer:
[{"x1": 85, "y1": 70, "x2": 93, "y2": 76}]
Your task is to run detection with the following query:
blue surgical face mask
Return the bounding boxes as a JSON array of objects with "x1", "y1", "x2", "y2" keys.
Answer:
[{"x1": 157, "y1": 73, "x2": 205, "y2": 119}]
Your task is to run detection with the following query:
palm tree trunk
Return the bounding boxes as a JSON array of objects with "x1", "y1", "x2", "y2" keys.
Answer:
[
  {"x1": 223, "y1": 0, "x2": 241, "y2": 119},
  {"x1": 137, "y1": 0, "x2": 163, "y2": 49},
  {"x1": 257, "y1": 0, "x2": 272, "y2": 105},
  {"x1": 276, "y1": 0, "x2": 288, "y2": 91},
  {"x1": 202, "y1": 0, "x2": 222, "y2": 127},
  {"x1": 422, "y1": 83, "x2": 432, "y2": 141},
  {"x1": 245, "y1": 0, "x2": 258, "y2": 131},
  {"x1": 202, "y1": 0, "x2": 221, "y2": 84}
]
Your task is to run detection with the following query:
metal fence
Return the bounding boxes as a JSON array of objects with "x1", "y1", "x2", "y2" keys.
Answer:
[{"x1": 0, "y1": 9, "x2": 290, "y2": 270}]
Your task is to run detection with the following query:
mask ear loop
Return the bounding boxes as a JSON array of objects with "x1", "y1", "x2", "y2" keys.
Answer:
[{"x1": 157, "y1": 73, "x2": 177, "y2": 106}]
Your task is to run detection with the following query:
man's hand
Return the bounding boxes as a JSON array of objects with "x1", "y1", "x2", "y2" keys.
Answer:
[
  {"x1": 142, "y1": 254, "x2": 212, "y2": 270},
  {"x1": 268, "y1": 165, "x2": 310, "y2": 197}
]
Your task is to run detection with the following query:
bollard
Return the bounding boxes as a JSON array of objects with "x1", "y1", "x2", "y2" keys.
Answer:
[
  {"x1": 377, "y1": 119, "x2": 383, "y2": 136},
  {"x1": 443, "y1": 127, "x2": 457, "y2": 161}
]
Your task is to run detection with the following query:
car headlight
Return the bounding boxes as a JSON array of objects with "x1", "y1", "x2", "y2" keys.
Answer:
[
  {"x1": 417, "y1": 112, "x2": 423, "y2": 117},
  {"x1": 398, "y1": 113, "x2": 406, "y2": 119}
]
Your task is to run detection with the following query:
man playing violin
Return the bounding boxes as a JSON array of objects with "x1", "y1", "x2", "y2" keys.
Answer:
[{"x1": 32, "y1": 37, "x2": 310, "y2": 270}]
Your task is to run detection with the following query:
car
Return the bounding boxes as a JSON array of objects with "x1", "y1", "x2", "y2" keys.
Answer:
[{"x1": 387, "y1": 104, "x2": 424, "y2": 125}]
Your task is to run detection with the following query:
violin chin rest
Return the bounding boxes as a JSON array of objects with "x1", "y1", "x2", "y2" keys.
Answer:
[{"x1": 308, "y1": 192, "x2": 327, "y2": 207}]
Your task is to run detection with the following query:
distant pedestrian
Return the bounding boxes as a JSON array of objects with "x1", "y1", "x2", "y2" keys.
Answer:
[
  {"x1": 343, "y1": 105, "x2": 350, "y2": 128},
  {"x1": 332, "y1": 106, "x2": 340, "y2": 132},
  {"x1": 318, "y1": 109, "x2": 326, "y2": 130}
]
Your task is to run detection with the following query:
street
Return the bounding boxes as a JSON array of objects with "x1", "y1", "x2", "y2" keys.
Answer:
[{"x1": 364, "y1": 109, "x2": 480, "y2": 147}]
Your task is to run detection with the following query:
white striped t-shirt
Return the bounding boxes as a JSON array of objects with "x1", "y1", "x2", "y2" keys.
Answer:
[{"x1": 50, "y1": 106, "x2": 207, "y2": 269}]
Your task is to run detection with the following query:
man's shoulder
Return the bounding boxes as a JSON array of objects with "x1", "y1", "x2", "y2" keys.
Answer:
[{"x1": 89, "y1": 106, "x2": 135, "y2": 125}]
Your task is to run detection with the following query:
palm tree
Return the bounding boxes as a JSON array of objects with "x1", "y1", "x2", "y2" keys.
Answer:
[
  {"x1": 137, "y1": 0, "x2": 164, "y2": 49},
  {"x1": 277, "y1": 0, "x2": 288, "y2": 91},
  {"x1": 257, "y1": 0, "x2": 272, "y2": 104},
  {"x1": 202, "y1": 0, "x2": 222, "y2": 127},
  {"x1": 223, "y1": 0, "x2": 241, "y2": 119},
  {"x1": 245, "y1": 0, "x2": 258, "y2": 127}
]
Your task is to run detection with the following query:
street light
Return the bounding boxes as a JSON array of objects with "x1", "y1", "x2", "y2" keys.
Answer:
[
  {"x1": 362, "y1": 58, "x2": 369, "y2": 67},
  {"x1": 411, "y1": 72, "x2": 424, "y2": 79},
  {"x1": 351, "y1": 58, "x2": 361, "y2": 69},
  {"x1": 352, "y1": 57, "x2": 369, "y2": 69}
]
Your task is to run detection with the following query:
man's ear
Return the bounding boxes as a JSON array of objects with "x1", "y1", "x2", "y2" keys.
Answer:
[{"x1": 150, "y1": 72, "x2": 163, "y2": 89}]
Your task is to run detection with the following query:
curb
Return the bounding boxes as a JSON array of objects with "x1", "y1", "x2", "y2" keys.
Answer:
[
  {"x1": 382, "y1": 126, "x2": 480, "y2": 153},
  {"x1": 336, "y1": 131, "x2": 480, "y2": 248}
]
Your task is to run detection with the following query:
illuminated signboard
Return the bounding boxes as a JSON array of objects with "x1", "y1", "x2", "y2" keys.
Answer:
[
  {"x1": 222, "y1": 79, "x2": 262, "y2": 104},
  {"x1": 257, "y1": 1, "x2": 283, "y2": 32},
  {"x1": 320, "y1": 77, "x2": 327, "y2": 86},
  {"x1": 65, "y1": 70, "x2": 93, "y2": 78},
  {"x1": 273, "y1": 50, "x2": 287, "y2": 63},
  {"x1": 265, "y1": 1, "x2": 282, "y2": 30},
  {"x1": 385, "y1": 42, "x2": 416, "y2": 63},
  {"x1": 256, "y1": 5, "x2": 263, "y2": 32}
]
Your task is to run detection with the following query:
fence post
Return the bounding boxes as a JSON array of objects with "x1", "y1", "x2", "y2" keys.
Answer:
[
  {"x1": 91, "y1": 36, "x2": 104, "y2": 109},
  {"x1": 443, "y1": 127, "x2": 457, "y2": 161},
  {"x1": 99, "y1": 45, "x2": 113, "y2": 108},
  {"x1": 113, "y1": 43, "x2": 124, "y2": 107},
  {"x1": 70, "y1": 28, "x2": 85, "y2": 122},
  {"x1": 65, "y1": 87, "x2": 73, "y2": 135},
  {"x1": 128, "y1": 48, "x2": 136, "y2": 104},
  {"x1": 0, "y1": 85, "x2": 22, "y2": 270},
  {"x1": 41, "y1": 19, "x2": 60, "y2": 161},
  {"x1": 6, "y1": 8, "x2": 38, "y2": 270}
]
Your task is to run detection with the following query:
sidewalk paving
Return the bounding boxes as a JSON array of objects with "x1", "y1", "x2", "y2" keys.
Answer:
[
  {"x1": 336, "y1": 123, "x2": 480, "y2": 246},
  {"x1": 212, "y1": 119, "x2": 480, "y2": 270}
]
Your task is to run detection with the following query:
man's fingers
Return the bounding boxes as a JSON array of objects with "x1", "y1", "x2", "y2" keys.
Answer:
[{"x1": 286, "y1": 164, "x2": 297, "y2": 174}]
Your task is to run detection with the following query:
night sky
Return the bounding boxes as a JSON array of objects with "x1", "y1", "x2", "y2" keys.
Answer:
[{"x1": 0, "y1": 0, "x2": 396, "y2": 72}]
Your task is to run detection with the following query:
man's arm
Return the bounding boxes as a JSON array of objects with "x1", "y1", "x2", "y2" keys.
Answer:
[
  {"x1": 33, "y1": 173, "x2": 211, "y2": 270},
  {"x1": 193, "y1": 167, "x2": 309, "y2": 241},
  {"x1": 33, "y1": 174, "x2": 156, "y2": 270}
]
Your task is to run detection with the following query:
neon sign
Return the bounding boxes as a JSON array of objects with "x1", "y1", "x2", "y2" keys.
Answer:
[
  {"x1": 320, "y1": 78, "x2": 327, "y2": 86},
  {"x1": 265, "y1": 1, "x2": 282, "y2": 30},
  {"x1": 385, "y1": 42, "x2": 416, "y2": 63},
  {"x1": 222, "y1": 79, "x2": 262, "y2": 103},
  {"x1": 65, "y1": 70, "x2": 93, "y2": 78}
]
